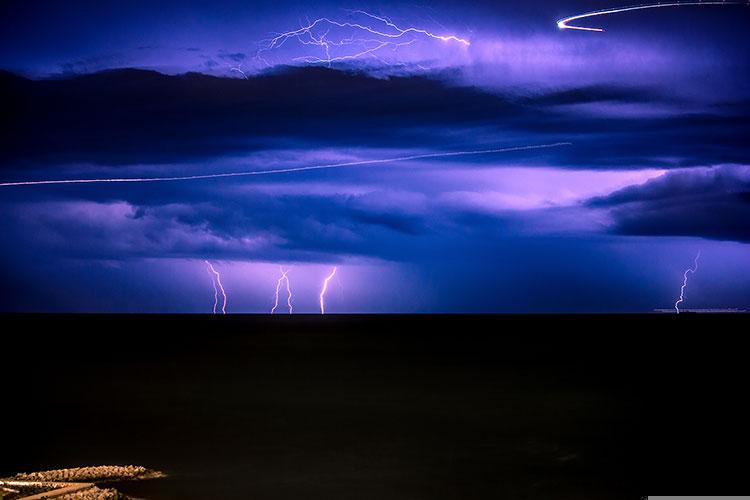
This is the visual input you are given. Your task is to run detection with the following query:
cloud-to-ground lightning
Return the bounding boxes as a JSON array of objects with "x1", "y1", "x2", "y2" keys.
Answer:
[
  {"x1": 557, "y1": 1, "x2": 749, "y2": 32},
  {"x1": 271, "y1": 267, "x2": 293, "y2": 314},
  {"x1": 0, "y1": 143, "x2": 571, "y2": 188},
  {"x1": 319, "y1": 267, "x2": 337, "y2": 314},
  {"x1": 257, "y1": 10, "x2": 469, "y2": 67},
  {"x1": 674, "y1": 251, "x2": 700, "y2": 314},
  {"x1": 284, "y1": 271, "x2": 293, "y2": 313},
  {"x1": 205, "y1": 260, "x2": 227, "y2": 314}
]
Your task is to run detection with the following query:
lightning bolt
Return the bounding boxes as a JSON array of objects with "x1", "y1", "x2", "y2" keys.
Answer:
[
  {"x1": 271, "y1": 267, "x2": 293, "y2": 314},
  {"x1": 319, "y1": 266, "x2": 338, "y2": 314},
  {"x1": 557, "y1": 1, "x2": 749, "y2": 32},
  {"x1": 230, "y1": 62, "x2": 249, "y2": 79},
  {"x1": 0, "y1": 143, "x2": 571, "y2": 187},
  {"x1": 257, "y1": 10, "x2": 469, "y2": 68},
  {"x1": 674, "y1": 251, "x2": 700, "y2": 314},
  {"x1": 205, "y1": 260, "x2": 227, "y2": 314},
  {"x1": 285, "y1": 270, "x2": 293, "y2": 314}
]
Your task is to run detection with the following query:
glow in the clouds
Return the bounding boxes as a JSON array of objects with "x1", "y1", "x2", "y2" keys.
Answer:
[
  {"x1": 205, "y1": 260, "x2": 227, "y2": 314},
  {"x1": 271, "y1": 267, "x2": 293, "y2": 314},
  {"x1": 557, "y1": 1, "x2": 749, "y2": 32},
  {"x1": 319, "y1": 267, "x2": 338, "y2": 314},
  {"x1": 0, "y1": 143, "x2": 571, "y2": 188},
  {"x1": 674, "y1": 251, "x2": 700, "y2": 314},
  {"x1": 257, "y1": 10, "x2": 469, "y2": 67}
]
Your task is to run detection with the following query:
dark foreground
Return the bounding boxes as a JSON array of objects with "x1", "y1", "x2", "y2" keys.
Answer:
[{"x1": 1, "y1": 314, "x2": 747, "y2": 499}]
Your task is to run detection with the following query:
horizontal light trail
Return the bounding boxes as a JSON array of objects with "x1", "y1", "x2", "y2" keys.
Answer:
[{"x1": 0, "y1": 143, "x2": 572, "y2": 188}]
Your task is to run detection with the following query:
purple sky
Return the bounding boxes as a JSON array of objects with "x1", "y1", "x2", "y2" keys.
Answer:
[{"x1": 0, "y1": 0, "x2": 748, "y2": 312}]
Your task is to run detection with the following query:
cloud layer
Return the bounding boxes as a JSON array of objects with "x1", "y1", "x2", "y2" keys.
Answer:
[
  {"x1": 591, "y1": 165, "x2": 750, "y2": 242},
  {"x1": 2, "y1": 68, "x2": 748, "y2": 170},
  {"x1": 1, "y1": 68, "x2": 748, "y2": 312}
]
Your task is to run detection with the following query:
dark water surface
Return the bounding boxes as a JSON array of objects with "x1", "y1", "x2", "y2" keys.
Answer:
[{"x1": 1, "y1": 315, "x2": 747, "y2": 498}]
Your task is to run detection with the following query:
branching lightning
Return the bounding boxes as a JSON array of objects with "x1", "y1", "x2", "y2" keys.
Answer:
[
  {"x1": 205, "y1": 260, "x2": 227, "y2": 314},
  {"x1": 230, "y1": 62, "x2": 249, "y2": 79},
  {"x1": 256, "y1": 10, "x2": 469, "y2": 67},
  {"x1": 557, "y1": 1, "x2": 749, "y2": 32},
  {"x1": 271, "y1": 267, "x2": 293, "y2": 314},
  {"x1": 0, "y1": 143, "x2": 571, "y2": 188},
  {"x1": 319, "y1": 267, "x2": 337, "y2": 314},
  {"x1": 674, "y1": 251, "x2": 701, "y2": 314}
]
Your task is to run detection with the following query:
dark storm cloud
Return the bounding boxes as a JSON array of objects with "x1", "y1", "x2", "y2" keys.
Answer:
[
  {"x1": 0, "y1": 185, "x2": 439, "y2": 264},
  {"x1": 57, "y1": 53, "x2": 130, "y2": 76},
  {"x1": 589, "y1": 165, "x2": 750, "y2": 242},
  {"x1": 218, "y1": 52, "x2": 247, "y2": 62},
  {"x1": 521, "y1": 84, "x2": 677, "y2": 107},
  {"x1": 1, "y1": 67, "x2": 748, "y2": 170},
  {"x1": 0, "y1": 67, "x2": 524, "y2": 166}
]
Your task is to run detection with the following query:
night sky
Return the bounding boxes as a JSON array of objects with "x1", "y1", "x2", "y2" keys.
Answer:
[{"x1": 1, "y1": 0, "x2": 748, "y2": 312}]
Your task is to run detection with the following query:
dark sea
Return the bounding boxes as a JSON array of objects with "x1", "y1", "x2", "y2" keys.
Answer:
[{"x1": 2, "y1": 314, "x2": 747, "y2": 498}]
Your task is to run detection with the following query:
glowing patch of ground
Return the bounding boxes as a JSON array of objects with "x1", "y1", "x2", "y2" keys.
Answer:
[{"x1": 0, "y1": 466, "x2": 164, "y2": 500}]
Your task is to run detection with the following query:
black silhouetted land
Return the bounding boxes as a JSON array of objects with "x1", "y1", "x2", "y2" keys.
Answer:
[{"x1": 1, "y1": 314, "x2": 747, "y2": 498}]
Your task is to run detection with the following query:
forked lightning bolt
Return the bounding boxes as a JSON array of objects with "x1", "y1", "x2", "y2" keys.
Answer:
[
  {"x1": 258, "y1": 10, "x2": 469, "y2": 67},
  {"x1": 674, "y1": 251, "x2": 700, "y2": 314},
  {"x1": 205, "y1": 260, "x2": 227, "y2": 314},
  {"x1": 319, "y1": 267, "x2": 338, "y2": 314},
  {"x1": 0, "y1": 143, "x2": 571, "y2": 187},
  {"x1": 558, "y1": 1, "x2": 749, "y2": 32},
  {"x1": 271, "y1": 267, "x2": 293, "y2": 314}
]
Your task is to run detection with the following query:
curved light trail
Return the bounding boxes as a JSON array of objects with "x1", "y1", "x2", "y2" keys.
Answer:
[
  {"x1": 0, "y1": 143, "x2": 571, "y2": 188},
  {"x1": 557, "y1": 1, "x2": 749, "y2": 32}
]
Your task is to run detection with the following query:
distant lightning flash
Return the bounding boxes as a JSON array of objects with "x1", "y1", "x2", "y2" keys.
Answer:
[
  {"x1": 230, "y1": 63, "x2": 249, "y2": 79},
  {"x1": 205, "y1": 260, "x2": 227, "y2": 314},
  {"x1": 271, "y1": 267, "x2": 293, "y2": 314},
  {"x1": 0, "y1": 143, "x2": 571, "y2": 188},
  {"x1": 558, "y1": 1, "x2": 749, "y2": 32},
  {"x1": 674, "y1": 251, "x2": 701, "y2": 314},
  {"x1": 258, "y1": 10, "x2": 469, "y2": 67},
  {"x1": 285, "y1": 271, "x2": 293, "y2": 313},
  {"x1": 319, "y1": 267, "x2": 338, "y2": 314},
  {"x1": 209, "y1": 268, "x2": 219, "y2": 313}
]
